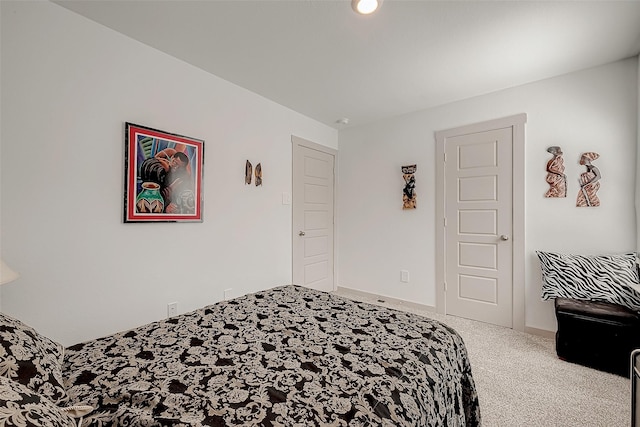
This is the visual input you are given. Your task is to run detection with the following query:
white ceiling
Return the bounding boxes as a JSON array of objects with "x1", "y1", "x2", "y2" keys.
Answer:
[{"x1": 55, "y1": 0, "x2": 640, "y2": 129}]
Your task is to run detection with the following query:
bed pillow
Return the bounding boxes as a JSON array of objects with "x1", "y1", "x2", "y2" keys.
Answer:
[
  {"x1": 536, "y1": 251, "x2": 640, "y2": 311},
  {"x1": 0, "y1": 312, "x2": 67, "y2": 404},
  {"x1": 0, "y1": 376, "x2": 76, "y2": 427}
]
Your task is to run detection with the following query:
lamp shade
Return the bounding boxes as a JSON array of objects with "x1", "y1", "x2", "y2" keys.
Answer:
[{"x1": 0, "y1": 259, "x2": 19, "y2": 285}]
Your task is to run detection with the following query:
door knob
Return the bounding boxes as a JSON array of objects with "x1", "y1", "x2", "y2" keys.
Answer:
[
  {"x1": 299, "y1": 231, "x2": 306, "y2": 236},
  {"x1": 500, "y1": 235, "x2": 509, "y2": 241}
]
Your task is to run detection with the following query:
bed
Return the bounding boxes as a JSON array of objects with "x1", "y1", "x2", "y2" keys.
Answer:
[{"x1": 0, "y1": 285, "x2": 481, "y2": 426}]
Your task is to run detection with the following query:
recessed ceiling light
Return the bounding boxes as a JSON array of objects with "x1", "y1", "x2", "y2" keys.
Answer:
[{"x1": 351, "y1": 0, "x2": 382, "y2": 15}]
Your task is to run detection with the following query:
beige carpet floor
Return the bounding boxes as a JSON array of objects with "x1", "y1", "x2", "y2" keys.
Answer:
[{"x1": 333, "y1": 288, "x2": 630, "y2": 427}]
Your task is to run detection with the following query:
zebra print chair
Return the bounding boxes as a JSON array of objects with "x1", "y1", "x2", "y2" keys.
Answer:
[{"x1": 536, "y1": 251, "x2": 640, "y2": 376}]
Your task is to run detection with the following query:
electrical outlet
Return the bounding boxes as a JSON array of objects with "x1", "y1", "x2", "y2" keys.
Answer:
[
  {"x1": 167, "y1": 302, "x2": 178, "y2": 318},
  {"x1": 401, "y1": 270, "x2": 410, "y2": 283},
  {"x1": 224, "y1": 288, "x2": 233, "y2": 301}
]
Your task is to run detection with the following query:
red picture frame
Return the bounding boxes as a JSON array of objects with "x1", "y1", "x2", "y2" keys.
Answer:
[{"x1": 124, "y1": 122, "x2": 204, "y2": 223}]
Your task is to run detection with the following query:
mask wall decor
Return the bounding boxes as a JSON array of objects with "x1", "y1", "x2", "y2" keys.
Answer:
[
  {"x1": 402, "y1": 164, "x2": 417, "y2": 210},
  {"x1": 245, "y1": 160, "x2": 252, "y2": 185},
  {"x1": 245, "y1": 160, "x2": 263, "y2": 187},
  {"x1": 255, "y1": 163, "x2": 262, "y2": 187}
]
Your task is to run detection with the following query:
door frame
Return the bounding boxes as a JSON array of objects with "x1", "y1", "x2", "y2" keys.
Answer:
[
  {"x1": 435, "y1": 114, "x2": 527, "y2": 331},
  {"x1": 291, "y1": 135, "x2": 338, "y2": 291}
]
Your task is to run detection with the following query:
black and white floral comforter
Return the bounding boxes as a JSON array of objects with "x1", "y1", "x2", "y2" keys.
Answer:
[{"x1": 63, "y1": 285, "x2": 481, "y2": 426}]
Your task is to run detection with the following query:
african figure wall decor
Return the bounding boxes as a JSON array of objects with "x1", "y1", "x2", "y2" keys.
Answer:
[
  {"x1": 245, "y1": 160, "x2": 252, "y2": 185},
  {"x1": 245, "y1": 161, "x2": 263, "y2": 187},
  {"x1": 402, "y1": 164, "x2": 417, "y2": 209},
  {"x1": 255, "y1": 163, "x2": 262, "y2": 186},
  {"x1": 544, "y1": 146, "x2": 567, "y2": 198},
  {"x1": 576, "y1": 152, "x2": 601, "y2": 207}
]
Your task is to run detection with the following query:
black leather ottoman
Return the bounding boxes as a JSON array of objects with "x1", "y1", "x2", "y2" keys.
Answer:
[{"x1": 555, "y1": 297, "x2": 640, "y2": 377}]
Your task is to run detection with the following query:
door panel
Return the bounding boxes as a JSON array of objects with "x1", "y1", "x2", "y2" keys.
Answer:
[
  {"x1": 459, "y1": 275, "x2": 497, "y2": 303},
  {"x1": 292, "y1": 137, "x2": 335, "y2": 292},
  {"x1": 304, "y1": 211, "x2": 329, "y2": 230},
  {"x1": 459, "y1": 243, "x2": 496, "y2": 269},
  {"x1": 459, "y1": 210, "x2": 496, "y2": 234},
  {"x1": 304, "y1": 236, "x2": 328, "y2": 258},
  {"x1": 459, "y1": 176, "x2": 497, "y2": 200}
]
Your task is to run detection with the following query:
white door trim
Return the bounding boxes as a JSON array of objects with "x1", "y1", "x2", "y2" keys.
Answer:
[
  {"x1": 291, "y1": 135, "x2": 338, "y2": 291},
  {"x1": 435, "y1": 114, "x2": 527, "y2": 332}
]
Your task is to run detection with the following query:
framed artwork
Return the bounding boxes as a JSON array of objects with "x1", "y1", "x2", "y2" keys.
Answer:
[{"x1": 124, "y1": 122, "x2": 204, "y2": 223}]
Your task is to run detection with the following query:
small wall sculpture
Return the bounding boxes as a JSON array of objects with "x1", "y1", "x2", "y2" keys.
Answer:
[
  {"x1": 255, "y1": 163, "x2": 262, "y2": 186},
  {"x1": 402, "y1": 164, "x2": 417, "y2": 210},
  {"x1": 245, "y1": 160, "x2": 252, "y2": 185},
  {"x1": 576, "y1": 152, "x2": 601, "y2": 207},
  {"x1": 245, "y1": 160, "x2": 263, "y2": 187},
  {"x1": 544, "y1": 146, "x2": 567, "y2": 198}
]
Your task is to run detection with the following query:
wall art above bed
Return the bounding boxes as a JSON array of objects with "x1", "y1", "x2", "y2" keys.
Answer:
[{"x1": 124, "y1": 123, "x2": 204, "y2": 223}]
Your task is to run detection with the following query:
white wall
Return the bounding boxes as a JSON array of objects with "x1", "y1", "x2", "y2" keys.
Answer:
[
  {"x1": 338, "y1": 58, "x2": 639, "y2": 332},
  {"x1": 637, "y1": 55, "x2": 640, "y2": 251},
  {"x1": 2, "y1": 2, "x2": 636, "y2": 344},
  {"x1": 0, "y1": 1, "x2": 337, "y2": 346}
]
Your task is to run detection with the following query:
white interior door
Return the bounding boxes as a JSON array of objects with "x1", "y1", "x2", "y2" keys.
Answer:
[
  {"x1": 444, "y1": 127, "x2": 513, "y2": 327},
  {"x1": 292, "y1": 136, "x2": 336, "y2": 292}
]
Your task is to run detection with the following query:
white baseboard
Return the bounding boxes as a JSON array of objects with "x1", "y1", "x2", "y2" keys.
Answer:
[
  {"x1": 524, "y1": 326, "x2": 556, "y2": 339},
  {"x1": 335, "y1": 286, "x2": 436, "y2": 313},
  {"x1": 336, "y1": 286, "x2": 556, "y2": 339}
]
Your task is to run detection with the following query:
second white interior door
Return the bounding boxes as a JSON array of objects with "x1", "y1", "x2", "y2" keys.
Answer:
[{"x1": 292, "y1": 136, "x2": 335, "y2": 292}]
